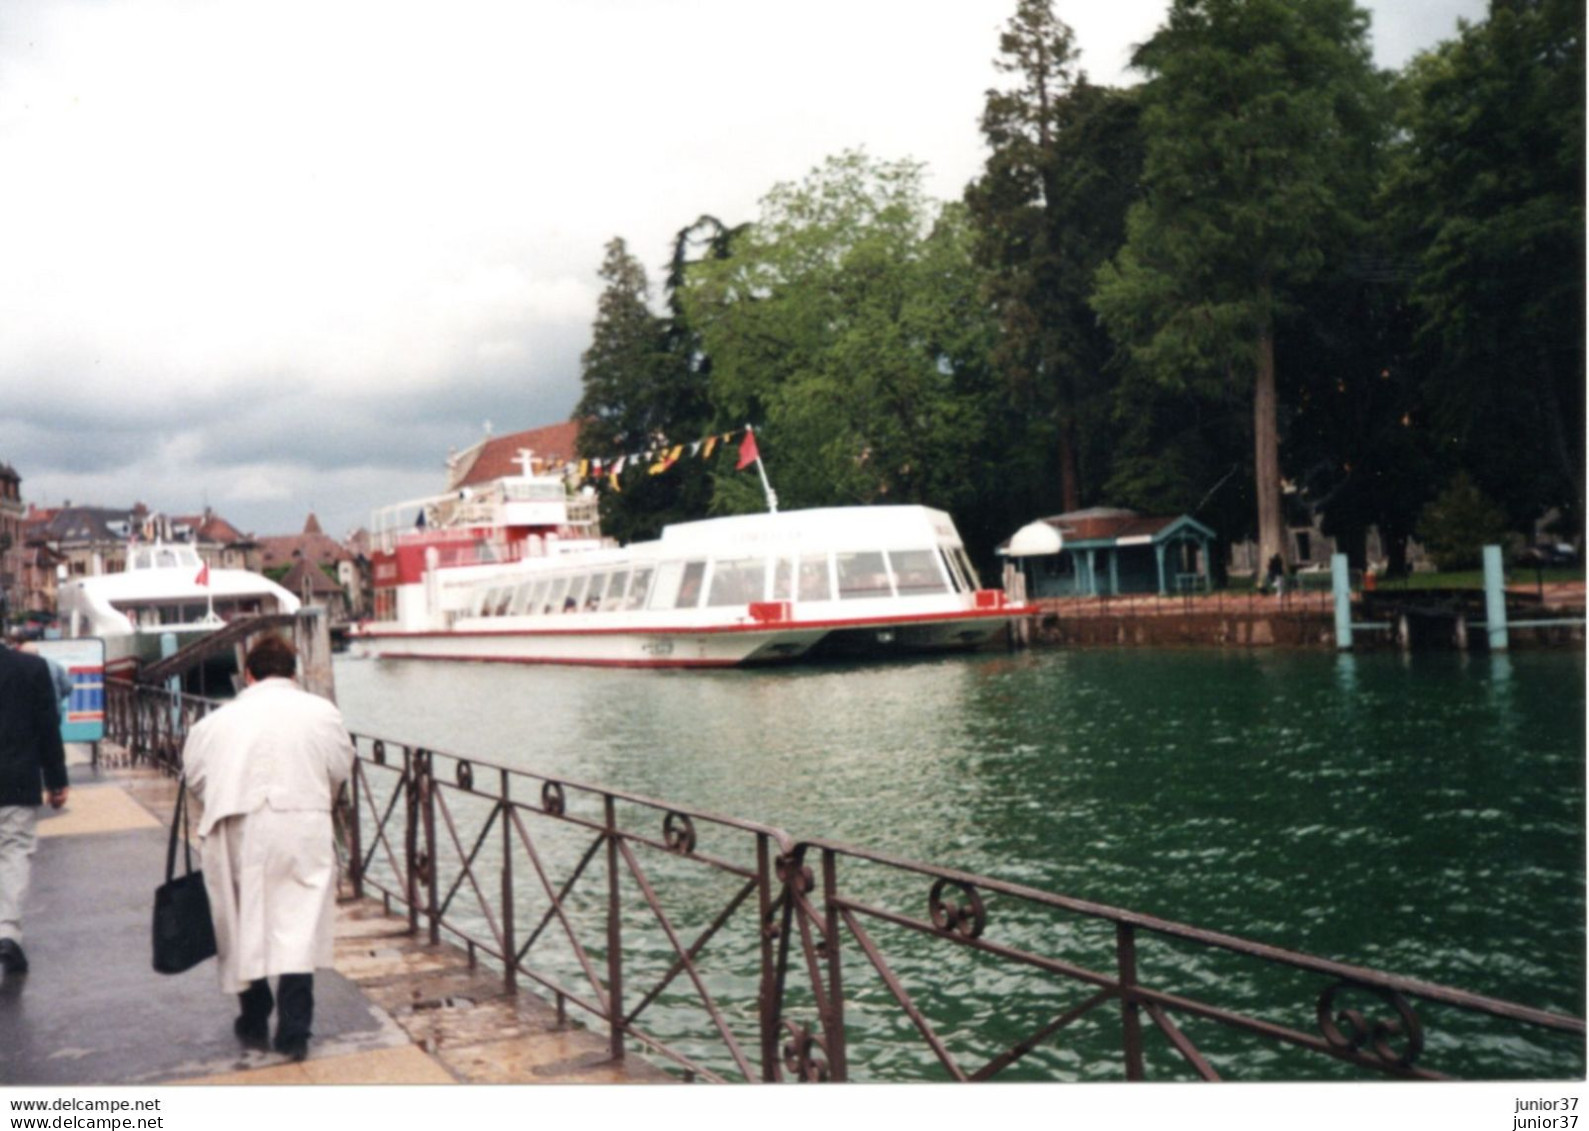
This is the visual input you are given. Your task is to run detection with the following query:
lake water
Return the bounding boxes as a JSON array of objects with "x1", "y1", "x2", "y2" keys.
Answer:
[{"x1": 332, "y1": 646, "x2": 1585, "y2": 1081}]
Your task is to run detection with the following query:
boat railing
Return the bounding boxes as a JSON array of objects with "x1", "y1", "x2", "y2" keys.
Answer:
[
  {"x1": 102, "y1": 679, "x2": 1585, "y2": 1084},
  {"x1": 565, "y1": 494, "x2": 599, "y2": 526}
]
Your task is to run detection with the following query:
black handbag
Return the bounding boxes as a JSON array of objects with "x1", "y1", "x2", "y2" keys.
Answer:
[{"x1": 151, "y1": 777, "x2": 217, "y2": 974}]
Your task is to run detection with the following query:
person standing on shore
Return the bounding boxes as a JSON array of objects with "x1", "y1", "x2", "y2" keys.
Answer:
[
  {"x1": 181, "y1": 634, "x2": 353, "y2": 1061},
  {"x1": 1266, "y1": 553, "x2": 1286, "y2": 599},
  {"x1": 0, "y1": 638, "x2": 70, "y2": 976}
]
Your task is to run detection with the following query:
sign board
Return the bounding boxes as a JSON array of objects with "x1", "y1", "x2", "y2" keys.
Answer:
[{"x1": 32, "y1": 638, "x2": 106, "y2": 744}]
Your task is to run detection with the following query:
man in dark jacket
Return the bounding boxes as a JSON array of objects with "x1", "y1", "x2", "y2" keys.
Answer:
[{"x1": 0, "y1": 641, "x2": 70, "y2": 975}]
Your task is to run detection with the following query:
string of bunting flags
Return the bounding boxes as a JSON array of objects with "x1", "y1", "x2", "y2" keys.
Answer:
[{"x1": 567, "y1": 426, "x2": 762, "y2": 494}]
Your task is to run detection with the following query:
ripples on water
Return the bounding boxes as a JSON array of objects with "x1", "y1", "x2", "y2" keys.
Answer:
[{"x1": 334, "y1": 647, "x2": 1585, "y2": 1081}]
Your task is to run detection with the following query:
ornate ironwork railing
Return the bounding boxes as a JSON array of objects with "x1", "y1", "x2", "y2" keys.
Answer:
[{"x1": 104, "y1": 679, "x2": 1584, "y2": 1083}]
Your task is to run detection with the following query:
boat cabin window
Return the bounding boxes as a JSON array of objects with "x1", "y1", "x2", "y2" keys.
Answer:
[
  {"x1": 798, "y1": 554, "x2": 831, "y2": 602},
  {"x1": 504, "y1": 481, "x2": 566, "y2": 503},
  {"x1": 625, "y1": 567, "x2": 653, "y2": 611},
  {"x1": 835, "y1": 552, "x2": 891, "y2": 600},
  {"x1": 115, "y1": 601, "x2": 216, "y2": 626},
  {"x1": 564, "y1": 575, "x2": 590, "y2": 613},
  {"x1": 647, "y1": 562, "x2": 682, "y2": 610},
  {"x1": 888, "y1": 549, "x2": 949, "y2": 596},
  {"x1": 939, "y1": 547, "x2": 970, "y2": 593},
  {"x1": 675, "y1": 561, "x2": 706, "y2": 609},
  {"x1": 602, "y1": 570, "x2": 629, "y2": 611},
  {"x1": 545, "y1": 577, "x2": 570, "y2": 614},
  {"x1": 707, "y1": 558, "x2": 764, "y2": 607},
  {"x1": 494, "y1": 586, "x2": 514, "y2": 616},
  {"x1": 651, "y1": 560, "x2": 706, "y2": 610},
  {"x1": 953, "y1": 547, "x2": 982, "y2": 590},
  {"x1": 525, "y1": 579, "x2": 549, "y2": 615},
  {"x1": 773, "y1": 557, "x2": 793, "y2": 602},
  {"x1": 584, "y1": 573, "x2": 609, "y2": 611}
]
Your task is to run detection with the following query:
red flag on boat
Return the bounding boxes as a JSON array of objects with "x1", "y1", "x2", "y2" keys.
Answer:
[
  {"x1": 195, "y1": 562, "x2": 210, "y2": 587},
  {"x1": 736, "y1": 428, "x2": 760, "y2": 471}
]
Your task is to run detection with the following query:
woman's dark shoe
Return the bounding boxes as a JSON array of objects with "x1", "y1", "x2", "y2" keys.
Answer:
[
  {"x1": 273, "y1": 1034, "x2": 309, "y2": 1062},
  {"x1": 233, "y1": 1015, "x2": 270, "y2": 1048},
  {"x1": 0, "y1": 939, "x2": 28, "y2": 974}
]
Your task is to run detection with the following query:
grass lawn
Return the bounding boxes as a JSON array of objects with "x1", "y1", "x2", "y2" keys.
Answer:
[{"x1": 1384, "y1": 566, "x2": 1585, "y2": 590}]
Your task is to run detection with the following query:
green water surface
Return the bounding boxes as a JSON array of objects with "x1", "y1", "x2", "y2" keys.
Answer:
[{"x1": 334, "y1": 647, "x2": 1585, "y2": 1081}]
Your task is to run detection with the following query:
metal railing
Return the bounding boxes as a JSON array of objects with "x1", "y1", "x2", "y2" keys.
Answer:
[
  {"x1": 342, "y1": 734, "x2": 794, "y2": 1081},
  {"x1": 105, "y1": 679, "x2": 1585, "y2": 1083}
]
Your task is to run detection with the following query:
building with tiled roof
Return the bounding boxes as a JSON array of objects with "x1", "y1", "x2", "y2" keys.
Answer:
[
  {"x1": 10, "y1": 540, "x2": 65, "y2": 619},
  {"x1": 257, "y1": 513, "x2": 359, "y2": 619},
  {"x1": 13, "y1": 502, "x2": 256, "y2": 615},
  {"x1": 173, "y1": 510, "x2": 249, "y2": 547},
  {"x1": 27, "y1": 504, "x2": 147, "y2": 578},
  {"x1": 167, "y1": 509, "x2": 260, "y2": 571},
  {"x1": 0, "y1": 463, "x2": 23, "y2": 623},
  {"x1": 999, "y1": 508, "x2": 1218, "y2": 597},
  {"x1": 278, "y1": 557, "x2": 352, "y2": 620},
  {"x1": 445, "y1": 421, "x2": 582, "y2": 492},
  {"x1": 258, "y1": 513, "x2": 349, "y2": 571}
]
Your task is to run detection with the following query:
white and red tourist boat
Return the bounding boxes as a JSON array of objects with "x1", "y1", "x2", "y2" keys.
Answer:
[
  {"x1": 350, "y1": 451, "x2": 1029, "y2": 668},
  {"x1": 57, "y1": 542, "x2": 301, "y2": 674}
]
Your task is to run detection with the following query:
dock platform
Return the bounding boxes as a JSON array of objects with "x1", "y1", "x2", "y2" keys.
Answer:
[{"x1": 0, "y1": 750, "x2": 669, "y2": 1087}]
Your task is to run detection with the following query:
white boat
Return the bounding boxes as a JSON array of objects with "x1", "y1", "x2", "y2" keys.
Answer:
[
  {"x1": 57, "y1": 542, "x2": 302, "y2": 672},
  {"x1": 350, "y1": 455, "x2": 1029, "y2": 668}
]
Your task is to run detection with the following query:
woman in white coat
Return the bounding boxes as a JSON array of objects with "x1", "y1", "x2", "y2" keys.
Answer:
[{"x1": 181, "y1": 634, "x2": 354, "y2": 1061}]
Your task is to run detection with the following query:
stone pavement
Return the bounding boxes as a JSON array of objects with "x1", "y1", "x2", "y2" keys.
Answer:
[{"x1": 0, "y1": 751, "x2": 669, "y2": 1087}]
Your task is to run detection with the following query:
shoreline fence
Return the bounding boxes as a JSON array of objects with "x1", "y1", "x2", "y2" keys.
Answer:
[{"x1": 105, "y1": 679, "x2": 1584, "y2": 1083}]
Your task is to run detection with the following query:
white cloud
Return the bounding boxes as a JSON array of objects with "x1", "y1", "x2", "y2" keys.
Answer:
[
  {"x1": 0, "y1": 0, "x2": 1487, "y2": 535},
  {"x1": 221, "y1": 470, "x2": 295, "y2": 506}
]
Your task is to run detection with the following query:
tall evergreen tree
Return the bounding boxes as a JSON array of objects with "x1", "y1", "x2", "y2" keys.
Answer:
[
  {"x1": 659, "y1": 215, "x2": 740, "y2": 434},
  {"x1": 1092, "y1": 0, "x2": 1386, "y2": 570},
  {"x1": 576, "y1": 238, "x2": 663, "y2": 452},
  {"x1": 966, "y1": 1, "x2": 1142, "y2": 514},
  {"x1": 574, "y1": 237, "x2": 697, "y2": 543}
]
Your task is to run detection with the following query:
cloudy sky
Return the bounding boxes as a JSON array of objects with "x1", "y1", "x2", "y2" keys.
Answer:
[{"x1": 2, "y1": 0, "x2": 1486, "y2": 539}]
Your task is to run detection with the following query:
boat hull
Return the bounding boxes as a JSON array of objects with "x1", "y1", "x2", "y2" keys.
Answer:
[{"x1": 350, "y1": 609, "x2": 1019, "y2": 669}]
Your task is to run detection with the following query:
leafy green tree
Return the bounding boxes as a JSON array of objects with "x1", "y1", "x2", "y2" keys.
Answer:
[
  {"x1": 1102, "y1": 370, "x2": 1256, "y2": 563},
  {"x1": 1417, "y1": 472, "x2": 1512, "y2": 570},
  {"x1": 1278, "y1": 241, "x2": 1439, "y2": 575},
  {"x1": 966, "y1": 2, "x2": 1142, "y2": 513},
  {"x1": 1384, "y1": 0, "x2": 1584, "y2": 537},
  {"x1": 574, "y1": 237, "x2": 706, "y2": 543},
  {"x1": 1092, "y1": 0, "x2": 1388, "y2": 571},
  {"x1": 682, "y1": 152, "x2": 998, "y2": 527}
]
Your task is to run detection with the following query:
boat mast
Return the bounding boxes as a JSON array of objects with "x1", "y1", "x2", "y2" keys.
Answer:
[{"x1": 745, "y1": 424, "x2": 778, "y2": 514}]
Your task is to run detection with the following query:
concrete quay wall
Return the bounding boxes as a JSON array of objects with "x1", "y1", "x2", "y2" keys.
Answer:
[{"x1": 1024, "y1": 587, "x2": 1586, "y2": 651}]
